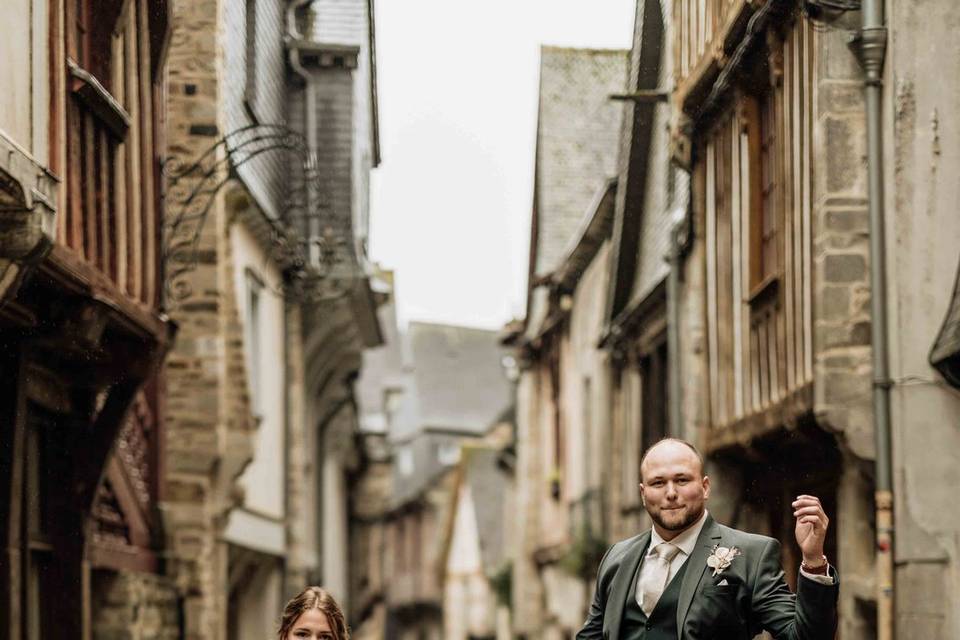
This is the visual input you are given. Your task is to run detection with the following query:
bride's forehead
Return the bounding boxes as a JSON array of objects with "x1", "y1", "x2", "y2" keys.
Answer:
[{"x1": 293, "y1": 608, "x2": 331, "y2": 629}]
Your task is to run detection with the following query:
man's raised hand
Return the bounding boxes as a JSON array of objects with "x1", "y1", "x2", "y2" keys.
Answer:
[{"x1": 792, "y1": 494, "x2": 829, "y2": 566}]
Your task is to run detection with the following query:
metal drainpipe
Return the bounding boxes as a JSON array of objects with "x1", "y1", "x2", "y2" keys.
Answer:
[
  {"x1": 286, "y1": 0, "x2": 319, "y2": 585},
  {"x1": 857, "y1": 1, "x2": 894, "y2": 636},
  {"x1": 287, "y1": 1, "x2": 319, "y2": 257}
]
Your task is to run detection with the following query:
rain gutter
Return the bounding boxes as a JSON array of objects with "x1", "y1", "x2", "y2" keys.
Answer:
[{"x1": 854, "y1": 0, "x2": 894, "y2": 635}]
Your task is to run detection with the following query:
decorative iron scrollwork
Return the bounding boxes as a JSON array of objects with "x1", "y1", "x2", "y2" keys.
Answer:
[{"x1": 162, "y1": 123, "x2": 353, "y2": 307}]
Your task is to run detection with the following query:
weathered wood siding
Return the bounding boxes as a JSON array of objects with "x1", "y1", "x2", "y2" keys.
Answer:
[
  {"x1": 60, "y1": 0, "x2": 161, "y2": 306},
  {"x1": 673, "y1": 0, "x2": 742, "y2": 83},
  {"x1": 702, "y1": 19, "x2": 816, "y2": 428}
]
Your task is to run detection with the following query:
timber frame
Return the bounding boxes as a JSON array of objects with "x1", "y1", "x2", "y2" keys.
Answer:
[{"x1": 0, "y1": 0, "x2": 174, "y2": 637}]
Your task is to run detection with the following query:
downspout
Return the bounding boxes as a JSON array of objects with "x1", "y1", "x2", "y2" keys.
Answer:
[
  {"x1": 285, "y1": 0, "x2": 318, "y2": 587},
  {"x1": 856, "y1": 2, "x2": 893, "y2": 638},
  {"x1": 287, "y1": 0, "x2": 319, "y2": 258}
]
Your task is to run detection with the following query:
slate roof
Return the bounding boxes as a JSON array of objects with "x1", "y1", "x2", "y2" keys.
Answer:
[
  {"x1": 404, "y1": 322, "x2": 513, "y2": 439},
  {"x1": 355, "y1": 276, "x2": 409, "y2": 434},
  {"x1": 532, "y1": 46, "x2": 627, "y2": 280},
  {"x1": 356, "y1": 314, "x2": 514, "y2": 504},
  {"x1": 463, "y1": 447, "x2": 511, "y2": 572}
]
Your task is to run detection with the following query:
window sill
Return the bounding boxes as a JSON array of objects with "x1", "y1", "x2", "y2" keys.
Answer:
[{"x1": 68, "y1": 59, "x2": 130, "y2": 141}]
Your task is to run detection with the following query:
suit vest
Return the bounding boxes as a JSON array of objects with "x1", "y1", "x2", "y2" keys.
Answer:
[{"x1": 620, "y1": 547, "x2": 689, "y2": 640}]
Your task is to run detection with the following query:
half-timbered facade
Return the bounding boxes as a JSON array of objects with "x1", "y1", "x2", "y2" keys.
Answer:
[
  {"x1": 670, "y1": 0, "x2": 876, "y2": 635},
  {"x1": 0, "y1": 0, "x2": 176, "y2": 637}
]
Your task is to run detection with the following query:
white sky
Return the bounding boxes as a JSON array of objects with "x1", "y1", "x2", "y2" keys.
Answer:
[{"x1": 369, "y1": 0, "x2": 636, "y2": 330}]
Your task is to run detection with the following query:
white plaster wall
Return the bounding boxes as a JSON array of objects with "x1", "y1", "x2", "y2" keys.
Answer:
[
  {"x1": 542, "y1": 564, "x2": 588, "y2": 632},
  {"x1": 565, "y1": 242, "x2": 612, "y2": 499},
  {"x1": 233, "y1": 563, "x2": 283, "y2": 640},
  {"x1": 226, "y1": 222, "x2": 286, "y2": 539},
  {"x1": 0, "y1": 0, "x2": 49, "y2": 164},
  {"x1": 512, "y1": 368, "x2": 546, "y2": 632},
  {"x1": 444, "y1": 483, "x2": 495, "y2": 640},
  {"x1": 884, "y1": 2, "x2": 960, "y2": 634},
  {"x1": 321, "y1": 405, "x2": 353, "y2": 608}
]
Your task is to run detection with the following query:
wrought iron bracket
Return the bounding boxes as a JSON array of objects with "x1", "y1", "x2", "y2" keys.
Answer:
[{"x1": 161, "y1": 123, "x2": 353, "y2": 307}]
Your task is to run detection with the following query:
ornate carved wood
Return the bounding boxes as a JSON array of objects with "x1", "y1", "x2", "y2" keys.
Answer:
[{"x1": 89, "y1": 390, "x2": 160, "y2": 573}]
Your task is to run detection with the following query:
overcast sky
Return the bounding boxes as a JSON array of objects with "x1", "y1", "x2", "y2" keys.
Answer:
[{"x1": 368, "y1": 0, "x2": 636, "y2": 330}]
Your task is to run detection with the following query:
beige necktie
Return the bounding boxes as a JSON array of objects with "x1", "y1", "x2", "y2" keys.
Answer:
[{"x1": 639, "y1": 542, "x2": 681, "y2": 616}]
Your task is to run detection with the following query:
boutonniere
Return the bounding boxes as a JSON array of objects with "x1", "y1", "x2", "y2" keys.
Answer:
[{"x1": 706, "y1": 545, "x2": 742, "y2": 576}]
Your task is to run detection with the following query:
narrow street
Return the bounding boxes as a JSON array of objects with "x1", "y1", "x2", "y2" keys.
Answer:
[{"x1": 1, "y1": 0, "x2": 959, "y2": 638}]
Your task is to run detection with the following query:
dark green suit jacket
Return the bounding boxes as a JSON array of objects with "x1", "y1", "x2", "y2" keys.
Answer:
[{"x1": 576, "y1": 515, "x2": 838, "y2": 639}]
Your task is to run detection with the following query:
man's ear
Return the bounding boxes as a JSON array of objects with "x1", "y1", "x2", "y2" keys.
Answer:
[
  {"x1": 638, "y1": 482, "x2": 646, "y2": 505},
  {"x1": 702, "y1": 475, "x2": 711, "y2": 500}
]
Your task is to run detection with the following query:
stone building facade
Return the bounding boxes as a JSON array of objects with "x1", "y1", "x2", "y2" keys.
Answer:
[
  {"x1": 505, "y1": 1, "x2": 960, "y2": 638},
  {"x1": 161, "y1": 0, "x2": 382, "y2": 637},
  {"x1": 880, "y1": 0, "x2": 960, "y2": 634},
  {"x1": 353, "y1": 301, "x2": 514, "y2": 639},
  {"x1": 507, "y1": 45, "x2": 627, "y2": 640}
]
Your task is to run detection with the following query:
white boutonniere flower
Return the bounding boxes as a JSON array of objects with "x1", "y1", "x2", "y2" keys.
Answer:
[{"x1": 706, "y1": 545, "x2": 742, "y2": 576}]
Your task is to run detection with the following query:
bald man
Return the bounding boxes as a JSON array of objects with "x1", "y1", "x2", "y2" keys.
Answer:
[{"x1": 576, "y1": 438, "x2": 838, "y2": 639}]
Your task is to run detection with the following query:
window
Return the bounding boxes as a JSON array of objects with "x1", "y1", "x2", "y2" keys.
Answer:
[
  {"x1": 437, "y1": 442, "x2": 461, "y2": 466},
  {"x1": 383, "y1": 387, "x2": 404, "y2": 431},
  {"x1": 244, "y1": 270, "x2": 263, "y2": 415},
  {"x1": 619, "y1": 365, "x2": 641, "y2": 506},
  {"x1": 244, "y1": 0, "x2": 258, "y2": 117},
  {"x1": 582, "y1": 377, "x2": 593, "y2": 491},
  {"x1": 25, "y1": 411, "x2": 58, "y2": 640},
  {"x1": 744, "y1": 87, "x2": 781, "y2": 294},
  {"x1": 70, "y1": 0, "x2": 125, "y2": 86},
  {"x1": 548, "y1": 352, "x2": 563, "y2": 501},
  {"x1": 397, "y1": 445, "x2": 414, "y2": 477},
  {"x1": 640, "y1": 339, "x2": 669, "y2": 452}
]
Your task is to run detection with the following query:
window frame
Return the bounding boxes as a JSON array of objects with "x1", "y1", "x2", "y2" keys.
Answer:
[
  {"x1": 742, "y1": 82, "x2": 783, "y2": 303},
  {"x1": 244, "y1": 268, "x2": 264, "y2": 417}
]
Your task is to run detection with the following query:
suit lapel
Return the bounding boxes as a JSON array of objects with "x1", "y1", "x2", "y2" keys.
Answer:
[
  {"x1": 605, "y1": 531, "x2": 650, "y2": 640},
  {"x1": 676, "y1": 515, "x2": 723, "y2": 635}
]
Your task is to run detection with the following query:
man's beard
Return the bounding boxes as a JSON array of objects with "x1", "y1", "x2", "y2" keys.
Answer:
[{"x1": 649, "y1": 504, "x2": 703, "y2": 533}]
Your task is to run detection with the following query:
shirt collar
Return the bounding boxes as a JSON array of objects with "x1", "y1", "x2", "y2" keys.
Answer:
[{"x1": 649, "y1": 509, "x2": 709, "y2": 557}]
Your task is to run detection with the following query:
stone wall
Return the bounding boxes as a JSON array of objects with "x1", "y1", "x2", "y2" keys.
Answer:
[
  {"x1": 91, "y1": 571, "x2": 180, "y2": 640},
  {"x1": 161, "y1": 1, "x2": 259, "y2": 638},
  {"x1": 811, "y1": 13, "x2": 874, "y2": 461},
  {"x1": 885, "y1": 0, "x2": 960, "y2": 635}
]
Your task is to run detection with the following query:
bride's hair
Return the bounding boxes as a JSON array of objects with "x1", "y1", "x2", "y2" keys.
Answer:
[{"x1": 277, "y1": 586, "x2": 349, "y2": 640}]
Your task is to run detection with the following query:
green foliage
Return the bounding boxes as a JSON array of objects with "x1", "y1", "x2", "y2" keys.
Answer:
[
  {"x1": 558, "y1": 527, "x2": 609, "y2": 579},
  {"x1": 488, "y1": 561, "x2": 512, "y2": 609}
]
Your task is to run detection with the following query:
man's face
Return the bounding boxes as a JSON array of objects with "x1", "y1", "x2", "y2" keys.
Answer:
[{"x1": 639, "y1": 441, "x2": 710, "y2": 539}]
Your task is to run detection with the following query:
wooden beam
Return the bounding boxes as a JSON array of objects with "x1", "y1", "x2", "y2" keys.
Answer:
[{"x1": 0, "y1": 345, "x2": 25, "y2": 639}]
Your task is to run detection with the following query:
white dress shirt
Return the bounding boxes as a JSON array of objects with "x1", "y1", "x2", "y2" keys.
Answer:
[
  {"x1": 636, "y1": 510, "x2": 709, "y2": 608},
  {"x1": 635, "y1": 509, "x2": 835, "y2": 609}
]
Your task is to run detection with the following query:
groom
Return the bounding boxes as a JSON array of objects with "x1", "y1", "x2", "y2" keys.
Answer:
[{"x1": 576, "y1": 438, "x2": 838, "y2": 639}]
